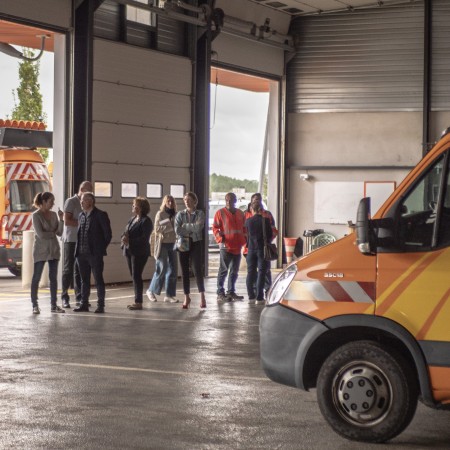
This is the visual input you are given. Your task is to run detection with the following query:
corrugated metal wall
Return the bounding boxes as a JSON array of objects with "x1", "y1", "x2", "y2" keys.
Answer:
[
  {"x1": 94, "y1": 0, "x2": 186, "y2": 56},
  {"x1": 287, "y1": 4, "x2": 425, "y2": 113},
  {"x1": 431, "y1": 0, "x2": 450, "y2": 111},
  {"x1": 157, "y1": 10, "x2": 186, "y2": 55}
]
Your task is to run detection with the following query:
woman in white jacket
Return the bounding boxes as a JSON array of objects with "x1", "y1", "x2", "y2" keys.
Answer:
[
  {"x1": 146, "y1": 195, "x2": 179, "y2": 303},
  {"x1": 31, "y1": 192, "x2": 64, "y2": 314}
]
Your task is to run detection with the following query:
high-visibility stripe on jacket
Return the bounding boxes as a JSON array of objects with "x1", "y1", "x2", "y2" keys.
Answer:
[{"x1": 212, "y1": 207, "x2": 246, "y2": 254}]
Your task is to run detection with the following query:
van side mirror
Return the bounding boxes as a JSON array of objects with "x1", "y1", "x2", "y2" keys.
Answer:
[{"x1": 356, "y1": 197, "x2": 374, "y2": 255}]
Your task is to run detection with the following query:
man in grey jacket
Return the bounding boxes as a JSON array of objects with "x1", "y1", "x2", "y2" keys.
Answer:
[{"x1": 61, "y1": 180, "x2": 92, "y2": 308}]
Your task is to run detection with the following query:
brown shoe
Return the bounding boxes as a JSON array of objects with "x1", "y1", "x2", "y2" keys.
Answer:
[{"x1": 127, "y1": 303, "x2": 143, "y2": 310}]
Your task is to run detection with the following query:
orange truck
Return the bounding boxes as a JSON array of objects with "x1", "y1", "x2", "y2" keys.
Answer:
[
  {"x1": 260, "y1": 127, "x2": 450, "y2": 443},
  {"x1": 0, "y1": 120, "x2": 52, "y2": 276}
]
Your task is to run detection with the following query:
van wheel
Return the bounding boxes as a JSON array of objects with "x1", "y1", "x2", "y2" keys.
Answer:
[
  {"x1": 8, "y1": 267, "x2": 21, "y2": 277},
  {"x1": 316, "y1": 340, "x2": 418, "y2": 443}
]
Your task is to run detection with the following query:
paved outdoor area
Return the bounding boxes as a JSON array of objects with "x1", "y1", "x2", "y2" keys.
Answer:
[{"x1": 1, "y1": 267, "x2": 450, "y2": 449}]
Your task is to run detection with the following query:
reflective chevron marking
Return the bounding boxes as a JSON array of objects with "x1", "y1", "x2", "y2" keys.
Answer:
[{"x1": 285, "y1": 280, "x2": 375, "y2": 303}]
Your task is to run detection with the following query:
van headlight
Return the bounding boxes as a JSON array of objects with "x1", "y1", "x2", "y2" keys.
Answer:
[{"x1": 266, "y1": 264, "x2": 297, "y2": 306}]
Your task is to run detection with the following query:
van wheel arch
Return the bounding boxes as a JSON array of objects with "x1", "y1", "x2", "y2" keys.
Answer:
[{"x1": 301, "y1": 325, "x2": 419, "y2": 391}]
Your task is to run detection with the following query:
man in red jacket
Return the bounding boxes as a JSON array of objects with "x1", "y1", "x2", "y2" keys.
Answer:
[{"x1": 213, "y1": 192, "x2": 247, "y2": 302}]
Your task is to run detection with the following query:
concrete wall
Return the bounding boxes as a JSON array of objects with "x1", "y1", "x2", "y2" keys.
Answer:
[{"x1": 286, "y1": 111, "x2": 424, "y2": 241}]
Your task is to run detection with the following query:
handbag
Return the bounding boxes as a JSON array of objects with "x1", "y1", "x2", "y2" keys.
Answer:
[
  {"x1": 150, "y1": 231, "x2": 164, "y2": 259},
  {"x1": 262, "y1": 217, "x2": 278, "y2": 261},
  {"x1": 174, "y1": 235, "x2": 190, "y2": 252}
]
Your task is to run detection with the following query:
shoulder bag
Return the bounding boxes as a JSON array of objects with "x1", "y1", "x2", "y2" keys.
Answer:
[
  {"x1": 262, "y1": 217, "x2": 278, "y2": 261},
  {"x1": 150, "y1": 230, "x2": 164, "y2": 259}
]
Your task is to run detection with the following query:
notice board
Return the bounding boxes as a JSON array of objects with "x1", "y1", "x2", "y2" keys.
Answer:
[
  {"x1": 364, "y1": 181, "x2": 396, "y2": 215},
  {"x1": 314, "y1": 181, "x2": 395, "y2": 224}
]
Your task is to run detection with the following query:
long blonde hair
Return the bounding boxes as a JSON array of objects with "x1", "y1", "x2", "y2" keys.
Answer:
[{"x1": 159, "y1": 195, "x2": 177, "y2": 212}]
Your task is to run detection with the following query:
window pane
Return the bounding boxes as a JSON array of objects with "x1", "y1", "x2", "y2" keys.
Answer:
[
  {"x1": 121, "y1": 183, "x2": 138, "y2": 198},
  {"x1": 399, "y1": 156, "x2": 443, "y2": 250},
  {"x1": 170, "y1": 184, "x2": 185, "y2": 198},
  {"x1": 126, "y1": 0, "x2": 153, "y2": 26},
  {"x1": 438, "y1": 156, "x2": 450, "y2": 246},
  {"x1": 95, "y1": 182, "x2": 112, "y2": 198},
  {"x1": 146, "y1": 184, "x2": 162, "y2": 198}
]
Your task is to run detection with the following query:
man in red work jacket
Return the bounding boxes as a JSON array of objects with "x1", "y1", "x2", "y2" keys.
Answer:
[
  {"x1": 213, "y1": 192, "x2": 247, "y2": 302},
  {"x1": 244, "y1": 193, "x2": 278, "y2": 297}
]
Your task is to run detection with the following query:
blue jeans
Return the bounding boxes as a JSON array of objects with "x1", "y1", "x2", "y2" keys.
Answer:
[
  {"x1": 217, "y1": 249, "x2": 241, "y2": 295},
  {"x1": 244, "y1": 254, "x2": 272, "y2": 292},
  {"x1": 149, "y1": 243, "x2": 177, "y2": 297},
  {"x1": 31, "y1": 259, "x2": 59, "y2": 307},
  {"x1": 246, "y1": 249, "x2": 269, "y2": 301}
]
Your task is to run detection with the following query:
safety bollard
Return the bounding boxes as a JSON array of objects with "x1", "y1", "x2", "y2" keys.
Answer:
[
  {"x1": 22, "y1": 230, "x2": 49, "y2": 289},
  {"x1": 284, "y1": 237, "x2": 297, "y2": 264}
]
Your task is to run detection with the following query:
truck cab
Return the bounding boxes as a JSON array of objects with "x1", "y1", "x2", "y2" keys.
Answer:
[
  {"x1": 260, "y1": 127, "x2": 450, "y2": 443},
  {"x1": 0, "y1": 120, "x2": 52, "y2": 276}
]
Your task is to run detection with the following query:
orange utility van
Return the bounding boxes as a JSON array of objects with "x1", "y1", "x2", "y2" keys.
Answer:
[
  {"x1": 0, "y1": 120, "x2": 52, "y2": 276},
  {"x1": 260, "y1": 127, "x2": 450, "y2": 443}
]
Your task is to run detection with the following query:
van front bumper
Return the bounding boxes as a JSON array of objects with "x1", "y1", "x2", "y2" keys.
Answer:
[{"x1": 259, "y1": 304, "x2": 328, "y2": 390}]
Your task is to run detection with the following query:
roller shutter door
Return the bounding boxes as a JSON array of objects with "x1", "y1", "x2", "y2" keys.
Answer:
[
  {"x1": 287, "y1": 4, "x2": 424, "y2": 113},
  {"x1": 431, "y1": 0, "x2": 450, "y2": 111},
  {"x1": 92, "y1": 39, "x2": 191, "y2": 282}
]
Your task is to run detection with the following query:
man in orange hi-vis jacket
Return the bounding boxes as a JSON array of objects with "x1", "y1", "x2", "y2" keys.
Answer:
[{"x1": 212, "y1": 192, "x2": 247, "y2": 303}]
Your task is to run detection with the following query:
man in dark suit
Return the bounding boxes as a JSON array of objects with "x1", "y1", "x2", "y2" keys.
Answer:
[{"x1": 74, "y1": 192, "x2": 112, "y2": 313}]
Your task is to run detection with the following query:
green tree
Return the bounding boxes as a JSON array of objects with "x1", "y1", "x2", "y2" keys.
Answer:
[
  {"x1": 11, "y1": 48, "x2": 49, "y2": 161},
  {"x1": 210, "y1": 173, "x2": 258, "y2": 194}
]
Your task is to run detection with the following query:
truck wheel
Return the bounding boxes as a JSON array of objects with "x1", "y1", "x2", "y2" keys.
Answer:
[
  {"x1": 316, "y1": 340, "x2": 418, "y2": 443},
  {"x1": 8, "y1": 267, "x2": 21, "y2": 277}
]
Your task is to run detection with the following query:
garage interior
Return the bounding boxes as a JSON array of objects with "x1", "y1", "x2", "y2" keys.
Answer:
[{"x1": 2, "y1": 1, "x2": 450, "y2": 448}]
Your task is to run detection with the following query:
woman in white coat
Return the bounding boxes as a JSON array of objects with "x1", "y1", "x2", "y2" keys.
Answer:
[
  {"x1": 31, "y1": 191, "x2": 64, "y2": 314},
  {"x1": 146, "y1": 195, "x2": 178, "y2": 303}
]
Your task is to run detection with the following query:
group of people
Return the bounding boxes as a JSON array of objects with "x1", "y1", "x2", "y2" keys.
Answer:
[
  {"x1": 31, "y1": 182, "x2": 112, "y2": 314},
  {"x1": 122, "y1": 191, "x2": 206, "y2": 310},
  {"x1": 30, "y1": 183, "x2": 277, "y2": 314},
  {"x1": 212, "y1": 192, "x2": 277, "y2": 305}
]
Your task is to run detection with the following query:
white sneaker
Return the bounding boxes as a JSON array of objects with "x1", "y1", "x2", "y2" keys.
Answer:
[
  {"x1": 163, "y1": 297, "x2": 170, "y2": 303},
  {"x1": 255, "y1": 300, "x2": 265, "y2": 305},
  {"x1": 146, "y1": 291, "x2": 157, "y2": 302},
  {"x1": 248, "y1": 299, "x2": 256, "y2": 304},
  {"x1": 164, "y1": 296, "x2": 179, "y2": 303},
  {"x1": 32, "y1": 306, "x2": 40, "y2": 314}
]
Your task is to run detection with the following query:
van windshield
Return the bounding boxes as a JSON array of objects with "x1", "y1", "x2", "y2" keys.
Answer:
[{"x1": 9, "y1": 180, "x2": 51, "y2": 212}]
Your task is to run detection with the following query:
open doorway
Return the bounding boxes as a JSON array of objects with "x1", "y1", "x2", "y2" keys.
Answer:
[
  {"x1": 208, "y1": 67, "x2": 279, "y2": 277},
  {"x1": 0, "y1": 20, "x2": 65, "y2": 278}
]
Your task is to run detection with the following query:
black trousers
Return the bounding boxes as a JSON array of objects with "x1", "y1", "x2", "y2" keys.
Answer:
[
  {"x1": 126, "y1": 253, "x2": 149, "y2": 303},
  {"x1": 179, "y1": 240, "x2": 205, "y2": 294},
  {"x1": 61, "y1": 242, "x2": 81, "y2": 302},
  {"x1": 76, "y1": 254, "x2": 105, "y2": 308}
]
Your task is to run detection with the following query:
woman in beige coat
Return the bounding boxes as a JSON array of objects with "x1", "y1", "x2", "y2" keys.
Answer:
[
  {"x1": 146, "y1": 195, "x2": 178, "y2": 303},
  {"x1": 31, "y1": 192, "x2": 64, "y2": 314}
]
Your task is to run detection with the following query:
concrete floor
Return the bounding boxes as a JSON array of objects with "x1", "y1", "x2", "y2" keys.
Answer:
[{"x1": 1, "y1": 268, "x2": 450, "y2": 449}]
